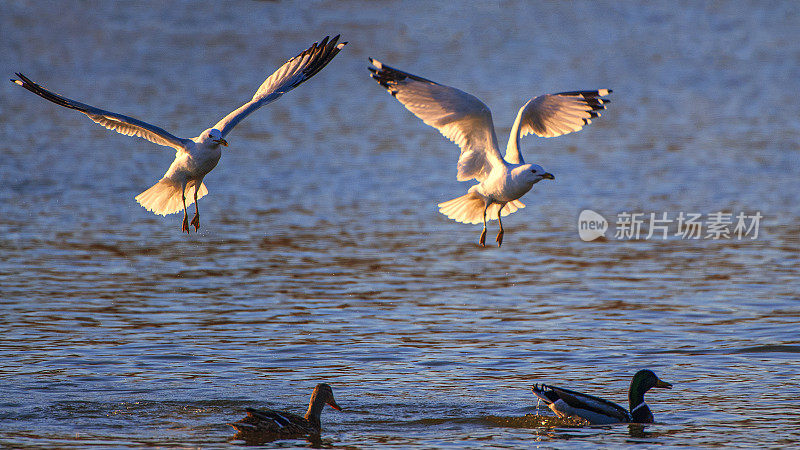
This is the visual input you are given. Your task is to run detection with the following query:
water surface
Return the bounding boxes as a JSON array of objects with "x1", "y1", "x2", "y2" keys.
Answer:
[{"x1": 1, "y1": 1, "x2": 799, "y2": 447}]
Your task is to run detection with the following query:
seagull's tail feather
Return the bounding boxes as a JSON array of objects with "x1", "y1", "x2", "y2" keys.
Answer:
[
  {"x1": 438, "y1": 192, "x2": 485, "y2": 224},
  {"x1": 135, "y1": 179, "x2": 208, "y2": 216},
  {"x1": 438, "y1": 193, "x2": 526, "y2": 225},
  {"x1": 496, "y1": 199, "x2": 526, "y2": 217}
]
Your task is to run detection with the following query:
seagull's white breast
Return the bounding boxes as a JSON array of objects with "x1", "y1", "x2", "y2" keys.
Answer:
[
  {"x1": 190, "y1": 144, "x2": 222, "y2": 176},
  {"x1": 162, "y1": 142, "x2": 222, "y2": 182},
  {"x1": 478, "y1": 166, "x2": 535, "y2": 203}
]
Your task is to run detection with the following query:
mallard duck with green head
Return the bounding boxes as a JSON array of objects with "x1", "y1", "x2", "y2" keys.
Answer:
[
  {"x1": 230, "y1": 383, "x2": 341, "y2": 441},
  {"x1": 531, "y1": 369, "x2": 672, "y2": 424}
]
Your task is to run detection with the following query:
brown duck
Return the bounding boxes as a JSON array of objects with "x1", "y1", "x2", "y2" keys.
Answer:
[{"x1": 230, "y1": 383, "x2": 341, "y2": 440}]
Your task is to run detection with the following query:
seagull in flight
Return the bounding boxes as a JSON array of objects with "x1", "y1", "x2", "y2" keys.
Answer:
[
  {"x1": 368, "y1": 58, "x2": 610, "y2": 247},
  {"x1": 11, "y1": 35, "x2": 347, "y2": 234}
]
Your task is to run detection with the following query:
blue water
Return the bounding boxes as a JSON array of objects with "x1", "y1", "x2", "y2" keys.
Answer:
[{"x1": 1, "y1": 0, "x2": 799, "y2": 447}]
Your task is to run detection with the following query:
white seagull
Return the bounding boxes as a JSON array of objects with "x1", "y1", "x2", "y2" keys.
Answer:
[
  {"x1": 11, "y1": 35, "x2": 347, "y2": 233},
  {"x1": 368, "y1": 58, "x2": 611, "y2": 247}
]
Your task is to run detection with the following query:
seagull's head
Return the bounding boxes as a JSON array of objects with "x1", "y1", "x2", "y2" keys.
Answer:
[
  {"x1": 517, "y1": 163, "x2": 555, "y2": 185},
  {"x1": 202, "y1": 128, "x2": 228, "y2": 147}
]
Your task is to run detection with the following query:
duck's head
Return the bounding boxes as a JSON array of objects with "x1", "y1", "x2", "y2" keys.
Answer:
[
  {"x1": 516, "y1": 163, "x2": 555, "y2": 185},
  {"x1": 628, "y1": 370, "x2": 671, "y2": 423},
  {"x1": 200, "y1": 128, "x2": 228, "y2": 147},
  {"x1": 630, "y1": 369, "x2": 672, "y2": 397},
  {"x1": 313, "y1": 383, "x2": 342, "y2": 411}
]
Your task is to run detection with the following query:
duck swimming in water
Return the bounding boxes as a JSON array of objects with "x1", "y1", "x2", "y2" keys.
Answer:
[
  {"x1": 230, "y1": 383, "x2": 341, "y2": 441},
  {"x1": 531, "y1": 369, "x2": 672, "y2": 425}
]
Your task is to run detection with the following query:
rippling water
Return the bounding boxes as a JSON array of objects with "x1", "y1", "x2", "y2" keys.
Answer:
[{"x1": 2, "y1": 0, "x2": 799, "y2": 447}]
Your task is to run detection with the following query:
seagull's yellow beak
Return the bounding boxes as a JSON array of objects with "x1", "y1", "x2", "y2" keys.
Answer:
[
  {"x1": 215, "y1": 138, "x2": 228, "y2": 147},
  {"x1": 543, "y1": 172, "x2": 555, "y2": 180}
]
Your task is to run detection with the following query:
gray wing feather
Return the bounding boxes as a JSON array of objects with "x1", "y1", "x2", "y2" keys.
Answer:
[
  {"x1": 368, "y1": 58, "x2": 505, "y2": 182},
  {"x1": 549, "y1": 384, "x2": 631, "y2": 422},
  {"x1": 212, "y1": 35, "x2": 347, "y2": 138},
  {"x1": 11, "y1": 72, "x2": 190, "y2": 151},
  {"x1": 505, "y1": 89, "x2": 611, "y2": 164}
]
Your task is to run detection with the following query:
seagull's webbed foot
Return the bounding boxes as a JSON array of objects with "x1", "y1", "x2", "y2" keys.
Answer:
[
  {"x1": 190, "y1": 213, "x2": 200, "y2": 232},
  {"x1": 182, "y1": 213, "x2": 190, "y2": 234},
  {"x1": 496, "y1": 229, "x2": 504, "y2": 247},
  {"x1": 479, "y1": 228, "x2": 487, "y2": 247}
]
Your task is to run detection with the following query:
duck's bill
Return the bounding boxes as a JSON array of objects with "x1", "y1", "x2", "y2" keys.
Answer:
[
  {"x1": 328, "y1": 399, "x2": 342, "y2": 411},
  {"x1": 215, "y1": 138, "x2": 228, "y2": 147},
  {"x1": 655, "y1": 379, "x2": 673, "y2": 389},
  {"x1": 543, "y1": 172, "x2": 555, "y2": 180}
]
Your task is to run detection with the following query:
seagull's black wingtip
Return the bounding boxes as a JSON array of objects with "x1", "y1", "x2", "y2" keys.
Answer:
[{"x1": 10, "y1": 73, "x2": 30, "y2": 87}]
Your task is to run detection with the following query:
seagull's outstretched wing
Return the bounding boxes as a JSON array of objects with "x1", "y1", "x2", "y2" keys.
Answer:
[
  {"x1": 505, "y1": 90, "x2": 611, "y2": 164},
  {"x1": 212, "y1": 35, "x2": 347, "y2": 138},
  {"x1": 369, "y1": 58, "x2": 504, "y2": 182},
  {"x1": 11, "y1": 73, "x2": 191, "y2": 152}
]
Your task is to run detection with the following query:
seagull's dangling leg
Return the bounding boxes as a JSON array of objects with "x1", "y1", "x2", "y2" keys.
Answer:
[
  {"x1": 190, "y1": 183, "x2": 200, "y2": 232},
  {"x1": 496, "y1": 204, "x2": 505, "y2": 247},
  {"x1": 181, "y1": 185, "x2": 190, "y2": 234},
  {"x1": 479, "y1": 203, "x2": 490, "y2": 247}
]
